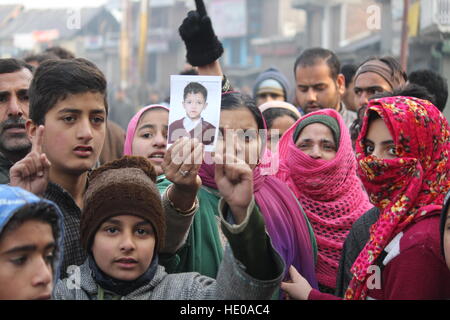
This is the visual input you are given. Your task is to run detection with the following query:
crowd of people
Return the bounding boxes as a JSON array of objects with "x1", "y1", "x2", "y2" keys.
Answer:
[{"x1": 1, "y1": 0, "x2": 450, "y2": 300}]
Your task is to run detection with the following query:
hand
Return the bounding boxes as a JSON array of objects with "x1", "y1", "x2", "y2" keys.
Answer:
[
  {"x1": 280, "y1": 266, "x2": 313, "y2": 300},
  {"x1": 178, "y1": 0, "x2": 224, "y2": 66},
  {"x1": 9, "y1": 125, "x2": 51, "y2": 197},
  {"x1": 214, "y1": 139, "x2": 253, "y2": 224},
  {"x1": 162, "y1": 137, "x2": 204, "y2": 212}
]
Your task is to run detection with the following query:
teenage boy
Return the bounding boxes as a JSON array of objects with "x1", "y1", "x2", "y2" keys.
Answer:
[
  {"x1": 10, "y1": 59, "x2": 200, "y2": 279},
  {"x1": 168, "y1": 82, "x2": 216, "y2": 145},
  {"x1": 0, "y1": 185, "x2": 64, "y2": 300}
]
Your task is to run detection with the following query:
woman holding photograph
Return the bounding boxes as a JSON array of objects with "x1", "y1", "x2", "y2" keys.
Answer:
[{"x1": 124, "y1": 93, "x2": 319, "y2": 297}]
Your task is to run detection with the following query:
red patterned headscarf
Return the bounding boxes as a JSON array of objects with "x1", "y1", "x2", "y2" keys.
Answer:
[{"x1": 346, "y1": 96, "x2": 450, "y2": 300}]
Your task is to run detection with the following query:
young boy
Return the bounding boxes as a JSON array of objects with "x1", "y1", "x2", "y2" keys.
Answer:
[
  {"x1": 10, "y1": 59, "x2": 201, "y2": 279},
  {"x1": 9, "y1": 58, "x2": 108, "y2": 278},
  {"x1": 0, "y1": 185, "x2": 63, "y2": 300},
  {"x1": 53, "y1": 156, "x2": 284, "y2": 300},
  {"x1": 168, "y1": 82, "x2": 216, "y2": 145}
]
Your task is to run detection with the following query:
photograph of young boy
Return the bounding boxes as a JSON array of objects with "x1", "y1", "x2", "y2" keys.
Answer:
[{"x1": 168, "y1": 81, "x2": 216, "y2": 146}]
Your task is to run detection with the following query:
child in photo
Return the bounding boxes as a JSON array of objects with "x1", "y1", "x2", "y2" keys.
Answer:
[
  {"x1": 168, "y1": 82, "x2": 216, "y2": 146},
  {"x1": 0, "y1": 185, "x2": 63, "y2": 300}
]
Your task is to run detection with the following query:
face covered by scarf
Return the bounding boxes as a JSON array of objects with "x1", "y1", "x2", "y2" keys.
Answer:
[
  {"x1": 277, "y1": 108, "x2": 373, "y2": 289},
  {"x1": 346, "y1": 96, "x2": 450, "y2": 300},
  {"x1": 198, "y1": 92, "x2": 318, "y2": 288}
]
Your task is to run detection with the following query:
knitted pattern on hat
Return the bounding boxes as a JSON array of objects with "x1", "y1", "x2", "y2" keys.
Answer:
[{"x1": 81, "y1": 156, "x2": 165, "y2": 252}]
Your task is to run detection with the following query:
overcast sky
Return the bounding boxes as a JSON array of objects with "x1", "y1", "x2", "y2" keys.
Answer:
[{"x1": 0, "y1": 0, "x2": 109, "y2": 8}]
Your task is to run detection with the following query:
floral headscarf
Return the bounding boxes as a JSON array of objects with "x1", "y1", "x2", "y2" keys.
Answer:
[{"x1": 346, "y1": 96, "x2": 450, "y2": 300}]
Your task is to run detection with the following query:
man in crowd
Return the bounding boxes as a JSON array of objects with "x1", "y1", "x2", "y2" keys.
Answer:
[
  {"x1": 0, "y1": 59, "x2": 33, "y2": 184},
  {"x1": 293, "y1": 48, "x2": 355, "y2": 129}
]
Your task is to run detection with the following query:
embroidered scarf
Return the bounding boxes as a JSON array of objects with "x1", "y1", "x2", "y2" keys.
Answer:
[{"x1": 346, "y1": 96, "x2": 450, "y2": 300}]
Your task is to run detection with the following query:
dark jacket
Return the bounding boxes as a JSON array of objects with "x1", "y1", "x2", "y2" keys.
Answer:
[
  {"x1": 168, "y1": 117, "x2": 216, "y2": 145},
  {"x1": 45, "y1": 182, "x2": 86, "y2": 279},
  {"x1": 0, "y1": 152, "x2": 13, "y2": 184},
  {"x1": 335, "y1": 206, "x2": 380, "y2": 297}
]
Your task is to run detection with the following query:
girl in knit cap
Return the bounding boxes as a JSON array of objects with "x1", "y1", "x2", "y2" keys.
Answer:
[
  {"x1": 276, "y1": 109, "x2": 373, "y2": 293},
  {"x1": 53, "y1": 156, "x2": 284, "y2": 300},
  {"x1": 0, "y1": 185, "x2": 64, "y2": 300},
  {"x1": 281, "y1": 96, "x2": 450, "y2": 300},
  {"x1": 124, "y1": 95, "x2": 318, "y2": 295}
]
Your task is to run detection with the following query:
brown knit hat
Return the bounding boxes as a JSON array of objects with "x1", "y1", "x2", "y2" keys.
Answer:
[{"x1": 80, "y1": 156, "x2": 165, "y2": 252}]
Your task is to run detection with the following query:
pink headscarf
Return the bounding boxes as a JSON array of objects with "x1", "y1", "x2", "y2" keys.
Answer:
[
  {"x1": 277, "y1": 109, "x2": 372, "y2": 289},
  {"x1": 123, "y1": 105, "x2": 169, "y2": 156}
]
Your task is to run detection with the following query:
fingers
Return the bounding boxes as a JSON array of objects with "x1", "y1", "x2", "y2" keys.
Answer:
[
  {"x1": 195, "y1": 0, "x2": 207, "y2": 17},
  {"x1": 11, "y1": 152, "x2": 46, "y2": 180},
  {"x1": 164, "y1": 138, "x2": 204, "y2": 181},
  {"x1": 214, "y1": 151, "x2": 224, "y2": 182},
  {"x1": 288, "y1": 265, "x2": 302, "y2": 282},
  {"x1": 31, "y1": 125, "x2": 45, "y2": 154}
]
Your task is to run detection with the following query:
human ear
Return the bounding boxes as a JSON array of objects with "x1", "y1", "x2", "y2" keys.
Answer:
[
  {"x1": 26, "y1": 119, "x2": 37, "y2": 142},
  {"x1": 337, "y1": 74, "x2": 346, "y2": 96}
]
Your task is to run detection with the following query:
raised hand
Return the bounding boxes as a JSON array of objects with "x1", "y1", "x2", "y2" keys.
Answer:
[
  {"x1": 178, "y1": 0, "x2": 223, "y2": 66},
  {"x1": 214, "y1": 135, "x2": 253, "y2": 224},
  {"x1": 195, "y1": 0, "x2": 207, "y2": 17},
  {"x1": 162, "y1": 137, "x2": 204, "y2": 212},
  {"x1": 9, "y1": 125, "x2": 51, "y2": 196}
]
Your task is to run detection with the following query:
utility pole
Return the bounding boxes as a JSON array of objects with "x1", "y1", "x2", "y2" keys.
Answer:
[
  {"x1": 120, "y1": 0, "x2": 131, "y2": 90},
  {"x1": 138, "y1": 0, "x2": 149, "y2": 86},
  {"x1": 400, "y1": 0, "x2": 410, "y2": 71}
]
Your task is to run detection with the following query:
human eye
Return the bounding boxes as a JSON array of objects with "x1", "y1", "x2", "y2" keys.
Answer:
[
  {"x1": 323, "y1": 143, "x2": 336, "y2": 151},
  {"x1": 142, "y1": 131, "x2": 154, "y2": 139},
  {"x1": 91, "y1": 115, "x2": 105, "y2": 125},
  {"x1": 45, "y1": 252, "x2": 55, "y2": 264},
  {"x1": 104, "y1": 226, "x2": 119, "y2": 235},
  {"x1": 365, "y1": 144, "x2": 374, "y2": 155},
  {"x1": 298, "y1": 141, "x2": 310, "y2": 149},
  {"x1": 298, "y1": 86, "x2": 308, "y2": 93},
  {"x1": 19, "y1": 91, "x2": 29, "y2": 101},
  {"x1": 354, "y1": 88, "x2": 362, "y2": 96},
  {"x1": 315, "y1": 84, "x2": 327, "y2": 91},
  {"x1": 135, "y1": 225, "x2": 153, "y2": 236},
  {"x1": 388, "y1": 146, "x2": 397, "y2": 156},
  {"x1": 367, "y1": 88, "x2": 377, "y2": 96},
  {"x1": 136, "y1": 228, "x2": 150, "y2": 236},
  {"x1": 10, "y1": 255, "x2": 27, "y2": 266},
  {"x1": 62, "y1": 115, "x2": 76, "y2": 123}
]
